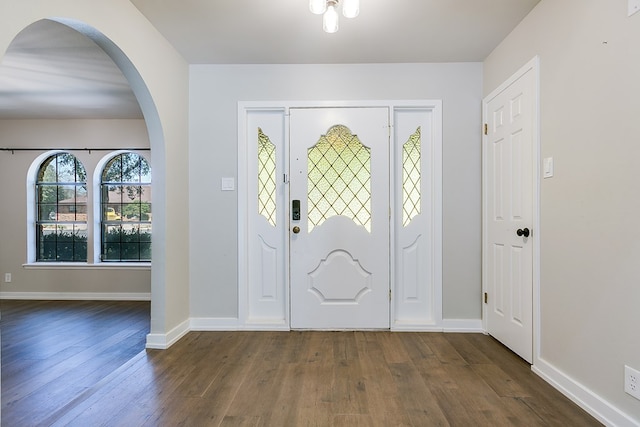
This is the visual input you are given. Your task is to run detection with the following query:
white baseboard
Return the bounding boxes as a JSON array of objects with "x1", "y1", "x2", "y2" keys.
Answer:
[
  {"x1": 0, "y1": 291, "x2": 151, "y2": 301},
  {"x1": 148, "y1": 317, "x2": 485, "y2": 349},
  {"x1": 188, "y1": 318, "x2": 483, "y2": 333},
  {"x1": 442, "y1": 318, "x2": 484, "y2": 332},
  {"x1": 533, "y1": 358, "x2": 639, "y2": 427},
  {"x1": 391, "y1": 321, "x2": 443, "y2": 332},
  {"x1": 145, "y1": 318, "x2": 190, "y2": 350},
  {"x1": 189, "y1": 317, "x2": 291, "y2": 331},
  {"x1": 242, "y1": 320, "x2": 290, "y2": 331},
  {"x1": 190, "y1": 317, "x2": 240, "y2": 330},
  {"x1": 391, "y1": 318, "x2": 483, "y2": 333}
]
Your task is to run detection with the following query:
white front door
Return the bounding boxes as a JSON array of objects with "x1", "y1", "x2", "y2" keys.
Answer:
[
  {"x1": 289, "y1": 107, "x2": 390, "y2": 329},
  {"x1": 483, "y1": 61, "x2": 537, "y2": 363}
]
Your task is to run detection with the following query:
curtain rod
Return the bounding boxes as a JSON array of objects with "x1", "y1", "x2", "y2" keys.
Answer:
[{"x1": 1, "y1": 148, "x2": 151, "y2": 154}]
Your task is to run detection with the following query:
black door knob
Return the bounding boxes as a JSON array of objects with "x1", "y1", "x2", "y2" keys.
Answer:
[{"x1": 516, "y1": 228, "x2": 530, "y2": 238}]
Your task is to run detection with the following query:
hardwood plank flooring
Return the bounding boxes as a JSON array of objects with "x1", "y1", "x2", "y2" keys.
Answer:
[
  {"x1": 2, "y1": 301, "x2": 601, "y2": 426},
  {"x1": 1, "y1": 299, "x2": 150, "y2": 426}
]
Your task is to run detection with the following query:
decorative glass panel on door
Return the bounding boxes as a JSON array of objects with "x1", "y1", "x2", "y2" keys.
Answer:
[
  {"x1": 307, "y1": 124, "x2": 371, "y2": 232},
  {"x1": 257, "y1": 127, "x2": 277, "y2": 227},
  {"x1": 402, "y1": 126, "x2": 421, "y2": 226}
]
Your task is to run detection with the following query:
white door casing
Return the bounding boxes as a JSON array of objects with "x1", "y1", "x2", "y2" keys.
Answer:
[
  {"x1": 483, "y1": 58, "x2": 539, "y2": 364},
  {"x1": 289, "y1": 107, "x2": 390, "y2": 329},
  {"x1": 238, "y1": 101, "x2": 442, "y2": 332}
]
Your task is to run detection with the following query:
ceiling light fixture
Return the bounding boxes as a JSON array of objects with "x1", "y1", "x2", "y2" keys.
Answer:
[{"x1": 309, "y1": 0, "x2": 360, "y2": 34}]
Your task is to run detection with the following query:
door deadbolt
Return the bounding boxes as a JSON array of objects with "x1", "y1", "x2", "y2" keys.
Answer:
[{"x1": 292, "y1": 200, "x2": 300, "y2": 221}]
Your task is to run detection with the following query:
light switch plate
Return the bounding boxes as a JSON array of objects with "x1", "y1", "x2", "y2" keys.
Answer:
[
  {"x1": 543, "y1": 157, "x2": 554, "y2": 178},
  {"x1": 630, "y1": 0, "x2": 640, "y2": 16},
  {"x1": 221, "y1": 177, "x2": 235, "y2": 191}
]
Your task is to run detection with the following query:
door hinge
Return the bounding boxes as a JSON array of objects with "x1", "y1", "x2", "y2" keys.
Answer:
[
  {"x1": 484, "y1": 123, "x2": 488, "y2": 135},
  {"x1": 389, "y1": 289, "x2": 392, "y2": 301},
  {"x1": 484, "y1": 292, "x2": 488, "y2": 304}
]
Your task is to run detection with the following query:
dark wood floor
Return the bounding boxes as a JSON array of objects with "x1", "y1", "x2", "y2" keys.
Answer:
[
  {"x1": 1, "y1": 299, "x2": 150, "y2": 426},
  {"x1": 1, "y1": 301, "x2": 600, "y2": 426}
]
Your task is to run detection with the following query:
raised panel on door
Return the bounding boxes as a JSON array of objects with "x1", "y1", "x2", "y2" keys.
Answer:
[
  {"x1": 392, "y1": 108, "x2": 440, "y2": 327},
  {"x1": 244, "y1": 110, "x2": 288, "y2": 326},
  {"x1": 289, "y1": 107, "x2": 390, "y2": 329},
  {"x1": 484, "y1": 65, "x2": 535, "y2": 364}
]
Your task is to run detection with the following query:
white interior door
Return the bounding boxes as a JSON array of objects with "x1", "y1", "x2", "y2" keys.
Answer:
[
  {"x1": 483, "y1": 63, "x2": 537, "y2": 363},
  {"x1": 290, "y1": 107, "x2": 390, "y2": 329}
]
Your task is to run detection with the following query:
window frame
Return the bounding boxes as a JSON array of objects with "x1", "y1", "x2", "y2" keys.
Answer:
[
  {"x1": 96, "y1": 151, "x2": 152, "y2": 263},
  {"x1": 32, "y1": 151, "x2": 88, "y2": 263},
  {"x1": 24, "y1": 150, "x2": 151, "y2": 269}
]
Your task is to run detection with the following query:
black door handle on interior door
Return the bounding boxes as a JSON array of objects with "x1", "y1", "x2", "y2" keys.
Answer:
[{"x1": 516, "y1": 228, "x2": 530, "y2": 238}]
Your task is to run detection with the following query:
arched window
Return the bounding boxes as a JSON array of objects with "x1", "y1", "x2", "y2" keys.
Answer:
[
  {"x1": 35, "y1": 153, "x2": 87, "y2": 261},
  {"x1": 101, "y1": 152, "x2": 152, "y2": 261}
]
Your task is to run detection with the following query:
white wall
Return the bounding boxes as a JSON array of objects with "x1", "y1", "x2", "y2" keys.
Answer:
[
  {"x1": 189, "y1": 63, "x2": 483, "y2": 321},
  {"x1": 0, "y1": 119, "x2": 151, "y2": 296},
  {"x1": 484, "y1": 0, "x2": 640, "y2": 423}
]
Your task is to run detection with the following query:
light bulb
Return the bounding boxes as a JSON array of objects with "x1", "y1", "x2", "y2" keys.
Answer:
[
  {"x1": 342, "y1": 0, "x2": 359, "y2": 18},
  {"x1": 323, "y1": 4, "x2": 339, "y2": 33},
  {"x1": 309, "y1": 0, "x2": 327, "y2": 15}
]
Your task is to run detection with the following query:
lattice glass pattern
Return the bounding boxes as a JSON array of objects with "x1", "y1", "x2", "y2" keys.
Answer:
[
  {"x1": 308, "y1": 125, "x2": 371, "y2": 232},
  {"x1": 258, "y1": 128, "x2": 277, "y2": 227},
  {"x1": 402, "y1": 127, "x2": 421, "y2": 226}
]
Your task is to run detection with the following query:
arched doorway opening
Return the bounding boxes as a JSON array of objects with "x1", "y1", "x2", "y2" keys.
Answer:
[
  {"x1": 0, "y1": 0, "x2": 191, "y2": 349},
  {"x1": 0, "y1": 12, "x2": 180, "y2": 418},
  {"x1": 0, "y1": 17, "x2": 155, "y2": 316}
]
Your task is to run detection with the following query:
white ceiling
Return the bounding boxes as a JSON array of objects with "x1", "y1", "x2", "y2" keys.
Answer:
[
  {"x1": 0, "y1": 0, "x2": 541, "y2": 119},
  {"x1": 130, "y1": 0, "x2": 541, "y2": 64},
  {"x1": 0, "y1": 20, "x2": 143, "y2": 119}
]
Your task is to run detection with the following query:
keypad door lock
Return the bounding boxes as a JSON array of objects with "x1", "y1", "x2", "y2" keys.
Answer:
[{"x1": 292, "y1": 200, "x2": 300, "y2": 221}]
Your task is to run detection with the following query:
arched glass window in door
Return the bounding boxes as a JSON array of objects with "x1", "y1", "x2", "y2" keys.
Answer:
[
  {"x1": 101, "y1": 152, "x2": 152, "y2": 261},
  {"x1": 307, "y1": 124, "x2": 371, "y2": 232},
  {"x1": 35, "y1": 153, "x2": 88, "y2": 261}
]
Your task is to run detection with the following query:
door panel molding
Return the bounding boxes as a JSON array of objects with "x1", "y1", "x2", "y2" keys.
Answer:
[
  {"x1": 238, "y1": 107, "x2": 289, "y2": 328},
  {"x1": 238, "y1": 100, "x2": 442, "y2": 331},
  {"x1": 290, "y1": 107, "x2": 390, "y2": 329},
  {"x1": 392, "y1": 106, "x2": 443, "y2": 329},
  {"x1": 482, "y1": 57, "x2": 540, "y2": 363}
]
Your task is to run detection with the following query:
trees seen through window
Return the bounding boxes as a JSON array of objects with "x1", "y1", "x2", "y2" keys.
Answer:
[
  {"x1": 33, "y1": 151, "x2": 151, "y2": 263},
  {"x1": 101, "y1": 153, "x2": 152, "y2": 261},
  {"x1": 36, "y1": 153, "x2": 88, "y2": 261}
]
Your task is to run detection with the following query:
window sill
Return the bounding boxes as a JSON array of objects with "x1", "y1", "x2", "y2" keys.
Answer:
[{"x1": 23, "y1": 262, "x2": 151, "y2": 271}]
